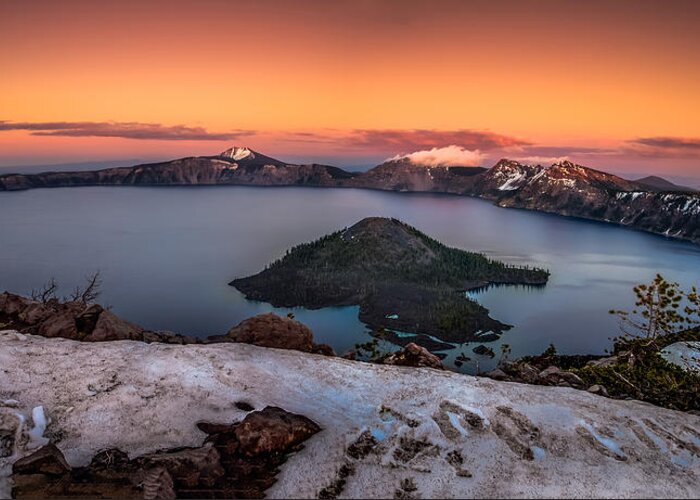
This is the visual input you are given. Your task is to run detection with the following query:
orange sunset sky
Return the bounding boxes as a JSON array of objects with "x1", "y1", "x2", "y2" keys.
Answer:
[{"x1": 1, "y1": 0, "x2": 699, "y2": 182}]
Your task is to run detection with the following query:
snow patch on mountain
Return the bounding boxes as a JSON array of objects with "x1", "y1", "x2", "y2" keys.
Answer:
[
  {"x1": 498, "y1": 170, "x2": 529, "y2": 190},
  {"x1": 220, "y1": 146, "x2": 254, "y2": 161}
]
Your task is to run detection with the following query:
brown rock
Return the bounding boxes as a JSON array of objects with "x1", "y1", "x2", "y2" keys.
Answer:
[
  {"x1": 12, "y1": 444, "x2": 71, "y2": 476},
  {"x1": 383, "y1": 342, "x2": 443, "y2": 370},
  {"x1": 85, "y1": 310, "x2": 144, "y2": 342},
  {"x1": 231, "y1": 406, "x2": 321, "y2": 458},
  {"x1": 74, "y1": 304, "x2": 104, "y2": 335},
  {"x1": 312, "y1": 343, "x2": 336, "y2": 356},
  {"x1": 538, "y1": 365, "x2": 563, "y2": 384},
  {"x1": 142, "y1": 467, "x2": 176, "y2": 500},
  {"x1": 0, "y1": 292, "x2": 32, "y2": 316},
  {"x1": 587, "y1": 384, "x2": 609, "y2": 397},
  {"x1": 37, "y1": 309, "x2": 80, "y2": 339},
  {"x1": 137, "y1": 445, "x2": 224, "y2": 490},
  {"x1": 224, "y1": 313, "x2": 315, "y2": 352},
  {"x1": 538, "y1": 366, "x2": 585, "y2": 388},
  {"x1": 17, "y1": 302, "x2": 54, "y2": 325},
  {"x1": 142, "y1": 330, "x2": 167, "y2": 343},
  {"x1": 559, "y1": 371, "x2": 585, "y2": 388},
  {"x1": 516, "y1": 362, "x2": 541, "y2": 383}
]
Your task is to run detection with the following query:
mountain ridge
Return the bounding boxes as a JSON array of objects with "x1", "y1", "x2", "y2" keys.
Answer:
[
  {"x1": 634, "y1": 175, "x2": 697, "y2": 193},
  {"x1": 1, "y1": 146, "x2": 698, "y2": 245}
]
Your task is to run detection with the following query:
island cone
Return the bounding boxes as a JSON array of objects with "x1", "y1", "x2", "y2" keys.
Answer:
[{"x1": 231, "y1": 217, "x2": 549, "y2": 347}]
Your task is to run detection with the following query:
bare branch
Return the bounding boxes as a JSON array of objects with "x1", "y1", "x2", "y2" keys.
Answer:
[
  {"x1": 30, "y1": 278, "x2": 58, "y2": 303},
  {"x1": 68, "y1": 271, "x2": 103, "y2": 304}
]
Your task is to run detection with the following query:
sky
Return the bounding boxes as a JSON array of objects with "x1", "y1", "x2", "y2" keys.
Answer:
[{"x1": 1, "y1": 0, "x2": 699, "y2": 183}]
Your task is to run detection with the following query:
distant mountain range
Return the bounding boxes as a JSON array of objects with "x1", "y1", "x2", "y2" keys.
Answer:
[
  {"x1": 633, "y1": 175, "x2": 697, "y2": 193},
  {"x1": 1, "y1": 146, "x2": 698, "y2": 245}
]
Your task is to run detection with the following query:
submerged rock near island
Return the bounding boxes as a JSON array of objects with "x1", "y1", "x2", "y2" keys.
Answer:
[{"x1": 231, "y1": 217, "x2": 549, "y2": 347}]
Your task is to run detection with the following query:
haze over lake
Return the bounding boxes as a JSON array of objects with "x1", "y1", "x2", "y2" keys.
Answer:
[{"x1": 2, "y1": 185, "x2": 699, "y2": 373}]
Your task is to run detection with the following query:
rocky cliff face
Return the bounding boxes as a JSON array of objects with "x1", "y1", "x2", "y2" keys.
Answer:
[
  {"x1": 478, "y1": 160, "x2": 700, "y2": 244},
  {"x1": 2, "y1": 148, "x2": 698, "y2": 244}
]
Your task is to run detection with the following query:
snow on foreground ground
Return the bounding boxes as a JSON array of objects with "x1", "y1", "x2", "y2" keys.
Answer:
[{"x1": 0, "y1": 331, "x2": 699, "y2": 499}]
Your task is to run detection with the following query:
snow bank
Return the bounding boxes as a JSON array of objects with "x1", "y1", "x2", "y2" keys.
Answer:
[
  {"x1": 1, "y1": 331, "x2": 699, "y2": 498},
  {"x1": 661, "y1": 341, "x2": 700, "y2": 373}
]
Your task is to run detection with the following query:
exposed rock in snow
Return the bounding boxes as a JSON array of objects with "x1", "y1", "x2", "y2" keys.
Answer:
[
  {"x1": 1, "y1": 331, "x2": 699, "y2": 498},
  {"x1": 383, "y1": 342, "x2": 444, "y2": 370}
]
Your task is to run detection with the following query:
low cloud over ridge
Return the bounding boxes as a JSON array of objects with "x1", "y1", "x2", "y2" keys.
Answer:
[
  {"x1": 0, "y1": 121, "x2": 254, "y2": 141},
  {"x1": 388, "y1": 145, "x2": 484, "y2": 166}
]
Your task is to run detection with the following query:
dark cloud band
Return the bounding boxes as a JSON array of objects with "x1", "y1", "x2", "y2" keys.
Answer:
[
  {"x1": 629, "y1": 137, "x2": 700, "y2": 151},
  {"x1": 0, "y1": 121, "x2": 254, "y2": 141},
  {"x1": 345, "y1": 128, "x2": 531, "y2": 151}
]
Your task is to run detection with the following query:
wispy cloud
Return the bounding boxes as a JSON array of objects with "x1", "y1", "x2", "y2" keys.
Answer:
[
  {"x1": 517, "y1": 146, "x2": 619, "y2": 158},
  {"x1": 627, "y1": 136, "x2": 700, "y2": 157},
  {"x1": 388, "y1": 145, "x2": 484, "y2": 166},
  {"x1": 0, "y1": 121, "x2": 254, "y2": 141},
  {"x1": 346, "y1": 128, "x2": 530, "y2": 151},
  {"x1": 513, "y1": 155, "x2": 570, "y2": 165}
]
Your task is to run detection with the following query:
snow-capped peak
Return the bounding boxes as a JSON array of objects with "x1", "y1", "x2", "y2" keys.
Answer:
[
  {"x1": 487, "y1": 159, "x2": 545, "y2": 191},
  {"x1": 220, "y1": 146, "x2": 254, "y2": 161}
]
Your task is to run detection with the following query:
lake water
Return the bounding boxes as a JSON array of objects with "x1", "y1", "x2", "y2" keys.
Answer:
[{"x1": 2, "y1": 185, "x2": 700, "y2": 373}]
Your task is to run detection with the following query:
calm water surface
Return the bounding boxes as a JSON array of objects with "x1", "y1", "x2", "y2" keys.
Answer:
[{"x1": 2, "y1": 186, "x2": 699, "y2": 373}]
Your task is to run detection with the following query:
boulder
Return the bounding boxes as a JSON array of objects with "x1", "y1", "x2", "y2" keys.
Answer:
[
  {"x1": 538, "y1": 365, "x2": 563, "y2": 384},
  {"x1": 17, "y1": 302, "x2": 54, "y2": 325},
  {"x1": 12, "y1": 444, "x2": 71, "y2": 476},
  {"x1": 142, "y1": 467, "x2": 176, "y2": 500},
  {"x1": 537, "y1": 366, "x2": 585, "y2": 388},
  {"x1": 74, "y1": 304, "x2": 104, "y2": 335},
  {"x1": 37, "y1": 309, "x2": 80, "y2": 339},
  {"x1": 559, "y1": 371, "x2": 585, "y2": 388},
  {"x1": 223, "y1": 313, "x2": 315, "y2": 352},
  {"x1": 84, "y1": 310, "x2": 144, "y2": 342},
  {"x1": 137, "y1": 444, "x2": 224, "y2": 490},
  {"x1": 0, "y1": 292, "x2": 32, "y2": 316},
  {"x1": 232, "y1": 406, "x2": 321, "y2": 457},
  {"x1": 312, "y1": 343, "x2": 336, "y2": 357},
  {"x1": 514, "y1": 362, "x2": 540, "y2": 384},
  {"x1": 383, "y1": 342, "x2": 443, "y2": 370},
  {"x1": 587, "y1": 384, "x2": 609, "y2": 397}
]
